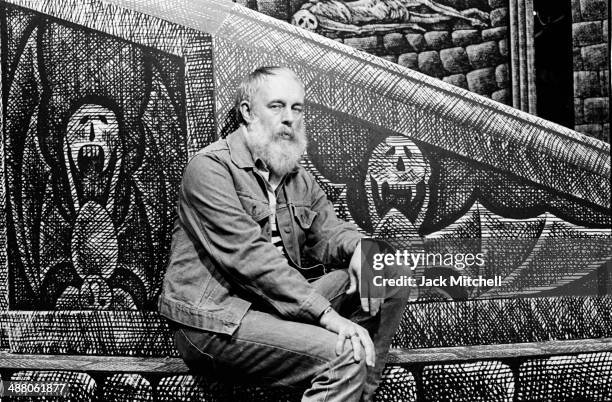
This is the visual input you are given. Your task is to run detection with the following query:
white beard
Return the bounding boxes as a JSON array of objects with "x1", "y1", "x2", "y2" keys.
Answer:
[{"x1": 244, "y1": 120, "x2": 307, "y2": 176}]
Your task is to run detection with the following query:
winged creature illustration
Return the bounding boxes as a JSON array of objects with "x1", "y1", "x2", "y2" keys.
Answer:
[
  {"x1": 6, "y1": 23, "x2": 184, "y2": 310},
  {"x1": 305, "y1": 134, "x2": 611, "y2": 301}
]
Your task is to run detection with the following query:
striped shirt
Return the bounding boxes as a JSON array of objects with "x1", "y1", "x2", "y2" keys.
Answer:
[{"x1": 256, "y1": 163, "x2": 287, "y2": 258}]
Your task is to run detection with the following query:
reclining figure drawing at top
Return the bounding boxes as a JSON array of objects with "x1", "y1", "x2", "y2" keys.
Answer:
[{"x1": 292, "y1": 0, "x2": 490, "y2": 33}]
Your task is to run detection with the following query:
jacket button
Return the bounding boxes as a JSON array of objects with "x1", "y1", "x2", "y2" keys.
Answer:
[{"x1": 283, "y1": 227, "x2": 291, "y2": 234}]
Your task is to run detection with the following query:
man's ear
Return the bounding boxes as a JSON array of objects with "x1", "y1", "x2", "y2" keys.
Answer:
[{"x1": 239, "y1": 101, "x2": 253, "y2": 123}]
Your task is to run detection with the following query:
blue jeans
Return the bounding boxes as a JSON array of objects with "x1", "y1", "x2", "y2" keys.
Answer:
[{"x1": 173, "y1": 269, "x2": 408, "y2": 401}]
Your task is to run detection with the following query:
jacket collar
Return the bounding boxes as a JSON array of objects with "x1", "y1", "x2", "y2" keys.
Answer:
[
  {"x1": 227, "y1": 126, "x2": 300, "y2": 175},
  {"x1": 227, "y1": 126, "x2": 256, "y2": 169}
]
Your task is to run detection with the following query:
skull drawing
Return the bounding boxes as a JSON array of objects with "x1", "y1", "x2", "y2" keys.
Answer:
[
  {"x1": 366, "y1": 136, "x2": 429, "y2": 226},
  {"x1": 66, "y1": 104, "x2": 119, "y2": 173},
  {"x1": 292, "y1": 9, "x2": 319, "y2": 31},
  {"x1": 64, "y1": 103, "x2": 120, "y2": 205}
]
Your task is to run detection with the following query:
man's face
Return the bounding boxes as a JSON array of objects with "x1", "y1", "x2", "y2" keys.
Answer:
[{"x1": 242, "y1": 71, "x2": 307, "y2": 176}]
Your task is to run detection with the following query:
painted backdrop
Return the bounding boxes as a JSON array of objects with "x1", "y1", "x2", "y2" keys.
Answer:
[{"x1": 0, "y1": 0, "x2": 610, "y2": 357}]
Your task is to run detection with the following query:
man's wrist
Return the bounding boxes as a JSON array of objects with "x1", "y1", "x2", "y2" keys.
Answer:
[{"x1": 319, "y1": 306, "x2": 334, "y2": 320}]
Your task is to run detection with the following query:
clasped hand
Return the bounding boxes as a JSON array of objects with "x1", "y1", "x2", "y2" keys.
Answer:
[{"x1": 318, "y1": 243, "x2": 384, "y2": 367}]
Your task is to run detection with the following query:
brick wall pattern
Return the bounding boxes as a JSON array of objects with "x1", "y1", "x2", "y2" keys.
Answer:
[
  {"x1": 240, "y1": 0, "x2": 512, "y2": 104},
  {"x1": 572, "y1": 0, "x2": 610, "y2": 141}
]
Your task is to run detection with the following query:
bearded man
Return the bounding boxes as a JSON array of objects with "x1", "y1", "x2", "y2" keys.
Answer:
[{"x1": 158, "y1": 66, "x2": 408, "y2": 401}]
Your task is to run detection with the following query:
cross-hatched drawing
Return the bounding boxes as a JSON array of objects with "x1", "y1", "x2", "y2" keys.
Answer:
[
  {"x1": 3, "y1": 7, "x2": 188, "y2": 310},
  {"x1": 0, "y1": 0, "x2": 609, "y2": 367}
]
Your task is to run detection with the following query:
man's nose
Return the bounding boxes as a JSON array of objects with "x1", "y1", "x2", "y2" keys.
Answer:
[{"x1": 281, "y1": 107, "x2": 294, "y2": 125}]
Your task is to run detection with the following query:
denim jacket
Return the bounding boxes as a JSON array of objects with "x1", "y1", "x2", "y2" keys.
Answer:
[{"x1": 158, "y1": 128, "x2": 363, "y2": 335}]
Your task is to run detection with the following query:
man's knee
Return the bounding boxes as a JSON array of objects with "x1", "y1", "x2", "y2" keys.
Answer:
[
  {"x1": 332, "y1": 351, "x2": 368, "y2": 395},
  {"x1": 305, "y1": 343, "x2": 367, "y2": 401},
  {"x1": 348, "y1": 355, "x2": 368, "y2": 386},
  {"x1": 336, "y1": 338, "x2": 368, "y2": 380}
]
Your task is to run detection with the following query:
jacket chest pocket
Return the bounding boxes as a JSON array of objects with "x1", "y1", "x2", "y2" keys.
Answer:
[
  {"x1": 293, "y1": 206, "x2": 317, "y2": 230},
  {"x1": 291, "y1": 205, "x2": 318, "y2": 248},
  {"x1": 237, "y1": 192, "x2": 271, "y2": 224}
]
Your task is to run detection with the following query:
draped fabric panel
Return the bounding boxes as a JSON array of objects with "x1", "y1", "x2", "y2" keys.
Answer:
[{"x1": 509, "y1": 0, "x2": 537, "y2": 114}]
